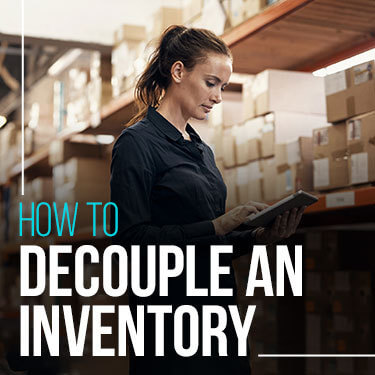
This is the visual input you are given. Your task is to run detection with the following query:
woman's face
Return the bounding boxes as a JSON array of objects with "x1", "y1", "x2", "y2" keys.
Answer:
[{"x1": 172, "y1": 53, "x2": 232, "y2": 121}]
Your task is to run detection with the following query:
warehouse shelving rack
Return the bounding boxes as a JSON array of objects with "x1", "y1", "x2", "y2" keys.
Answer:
[{"x1": 4, "y1": 0, "x2": 374, "y2": 227}]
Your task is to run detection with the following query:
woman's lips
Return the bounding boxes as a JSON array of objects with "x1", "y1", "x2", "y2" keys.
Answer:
[{"x1": 202, "y1": 105, "x2": 212, "y2": 112}]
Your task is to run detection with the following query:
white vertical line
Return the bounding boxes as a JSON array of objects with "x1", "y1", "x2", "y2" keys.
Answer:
[{"x1": 21, "y1": 0, "x2": 25, "y2": 196}]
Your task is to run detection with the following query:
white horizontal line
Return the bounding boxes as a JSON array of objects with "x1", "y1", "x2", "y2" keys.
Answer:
[{"x1": 259, "y1": 354, "x2": 375, "y2": 358}]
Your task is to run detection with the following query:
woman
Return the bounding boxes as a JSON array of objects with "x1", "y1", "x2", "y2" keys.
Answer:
[{"x1": 110, "y1": 25, "x2": 304, "y2": 375}]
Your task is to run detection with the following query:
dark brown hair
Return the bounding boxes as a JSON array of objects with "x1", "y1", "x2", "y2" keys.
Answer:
[{"x1": 127, "y1": 25, "x2": 232, "y2": 126}]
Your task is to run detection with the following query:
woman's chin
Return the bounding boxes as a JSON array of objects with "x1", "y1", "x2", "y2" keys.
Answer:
[{"x1": 191, "y1": 111, "x2": 208, "y2": 121}]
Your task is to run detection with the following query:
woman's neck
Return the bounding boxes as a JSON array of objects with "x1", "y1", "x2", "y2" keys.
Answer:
[{"x1": 156, "y1": 93, "x2": 189, "y2": 134}]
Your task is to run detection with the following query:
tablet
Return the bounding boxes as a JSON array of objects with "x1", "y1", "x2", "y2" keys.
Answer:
[{"x1": 244, "y1": 190, "x2": 318, "y2": 228}]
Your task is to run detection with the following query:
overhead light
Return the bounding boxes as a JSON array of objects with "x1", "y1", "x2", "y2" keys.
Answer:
[
  {"x1": 96, "y1": 135, "x2": 115, "y2": 144},
  {"x1": 313, "y1": 48, "x2": 375, "y2": 77},
  {"x1": 0, "y1": 115, "x2": 7, "y2": 128},
  {"x1": 48, "y1": 49, "x2": 83, "y2": 77}
]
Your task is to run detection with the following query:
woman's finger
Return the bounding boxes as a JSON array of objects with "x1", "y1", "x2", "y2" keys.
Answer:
[
  {"x1": 236, "y1": 205, "x2": 259, "y2": 222},
  {"x1": 271, "y1": 215, "x2": 281, "y2": 236},
  {"x1": 244, "y1": 204, "x2": 260, "y2": 215},
  {"x1": 285, "y1": 208, "x2": 298, "y2": 237},
  {"x1": 292, "y1": 206, "x2": 306, "y2": 232},
  {"x1": 279, "y1": 211, "x2": 290, "y2": 236},
  {"x1": 246, "y1": 201, "x2": 269, "y2": 211}
]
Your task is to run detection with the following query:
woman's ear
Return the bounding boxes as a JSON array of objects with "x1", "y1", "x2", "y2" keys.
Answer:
[{"x1": 170, "y1": 61, "x2": 184, "y2": 83}]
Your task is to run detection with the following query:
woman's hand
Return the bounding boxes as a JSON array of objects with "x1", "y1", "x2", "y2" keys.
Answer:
[
  {"x1": 254, "y1": 206, "x2": 306, "y2": 244},
  {"x1": 212, "y1": 201, "x2": 268, "y2": 236}
]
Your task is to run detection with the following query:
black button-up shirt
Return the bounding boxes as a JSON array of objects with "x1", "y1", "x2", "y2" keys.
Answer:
[
  {"x1": 111, "y1": 106, "x2": 254, "y2": 254},
  {"x1": 110, "y1": 106, "x2": 252, "y2": 374}
]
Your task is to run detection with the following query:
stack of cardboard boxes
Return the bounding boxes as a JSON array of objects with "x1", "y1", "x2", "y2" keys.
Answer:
[
  {"x1": 304, "y1": 231, "x2": 375, "y2": 375},
  {"x1": 112, "y1": 24, "x2": 149, "y2": 98},
  {"x1": 210, "y1": 69, "x2": 327, "y2": 208},
  {"x1": 53, "y1": 50, "x2": 112, "y2": 132},
  {"x1": 0, "y1": 123, "x2": 18, "y2": 185},
  {"x1": 110, "y1": 0, "x2": 285, "y2": 101},
  {"x1": 234, "y1": 250, "x2": 279, "y2": 375},
  {"x1": 50, "y1": 139, "x2": 110, "y2": 233},
  {"x1": 225, "y1": 0, "x2": 281, "y2": 28},
  {"x1": 112, "y1": 1, "x2": 204, "y2": 99},
  {"x1": 313, "y1": 60, "x2": 375, "y2": 191}
]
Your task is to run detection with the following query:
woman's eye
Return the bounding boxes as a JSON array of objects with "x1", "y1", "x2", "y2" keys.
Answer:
[
  {"x1": 221, "y1": 86, "x2": 226, "y2": 92},
  {"x1": 206, "y1": 81, "x2": 215, "y2": 87}
]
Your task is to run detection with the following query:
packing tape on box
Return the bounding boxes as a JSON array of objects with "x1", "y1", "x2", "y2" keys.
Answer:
[
  {"x1": 314, "y1": 152, "x2": 327, "y2": 159},
  {"x1": 276, "y1": 163, "x2": 289, "y2": 174},
  {"x1": 331, "y1": 148, "x2": 348, "y2": 161},
  {"x1": 346, "y1": 96, "x2": 355, "y2": 117}
]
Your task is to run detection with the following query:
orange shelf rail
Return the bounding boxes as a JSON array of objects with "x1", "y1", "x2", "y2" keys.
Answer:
[
  {"x1": 306, "y1": 186, "x2": 375, "y2": 213},
  {"x1": 222, "y1": 0, "x2": 313, "y2": 47}
]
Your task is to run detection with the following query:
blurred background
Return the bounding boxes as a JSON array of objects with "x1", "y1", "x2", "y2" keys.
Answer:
[{"x1": 0, "y1": 0, "x2": 374, "y2": 374}]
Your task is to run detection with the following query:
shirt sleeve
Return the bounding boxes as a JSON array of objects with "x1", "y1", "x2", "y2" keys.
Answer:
[{"x1": 110, "y1": 130, "x2": 216, "y2": 247}]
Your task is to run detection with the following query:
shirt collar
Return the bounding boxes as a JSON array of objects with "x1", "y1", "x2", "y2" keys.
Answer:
[{"x1": 147, "y1": 106, "x2": 202, "y2": 143}]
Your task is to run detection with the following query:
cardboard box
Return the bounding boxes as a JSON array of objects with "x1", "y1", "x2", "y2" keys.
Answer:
[
  {"x1": 275, "y1": 137, "x2": 313, "y2": 198},
  {"x1": 111, "y1": 40, "x2": 147, "y2": 97},
  {"x1": 346, "y1": 111, "x2": 375, "y2": 184},
  {"x1": 90, "y1": 51, "x2": 112, "y2": 82},
  {"x1": 67, "y1": 68, "x2": 89, "y2": 102},
  {"x1": 235, "y1": 122, "x2": 253, "y2": 165},
  {"x1": 16, "y1": 126, "x2": 34, "y2": 157},
  {"x1": 53, "y1": 164, "x2": 65, "y2": 186},
  {"x1": 64, "y1": 157, "x2": 110, "y2": 186},
  {"x1": 211, "y1": 126, "x2": 223, "y2": 159},
  {"x1": 236, "y1": 164, "x2": 250, "y2": 204},
  {"x1": 88, "y1": 77, "x2": 113, "y2": 127},
  {"x1": 252, "y1": 69, "x2": 326, "y2": 116},
  {"x1": 313, "y1": 124, "x2": 349, "y2": 190},
  {"x1": 242, "y1": 78, "x2": 255, "y2": 120},
  {"x1": 260, "y1": 112, "x2": 327, "y2": 158},
  {"x1": 189, "y1": 0, "x2": 226, "y2": 36},
  {"x1": 260, "y1": 114, "x2": 274, "y2": 158},
  {"x1": 243, "y1": 0, "x2": 267, "y2": 18},
  {"x1": 276, "y1": 164, "x2": 295, "y2": 199},
  {"x1": 66, "y1": 96, "x2": 90, "y2": 128},
  {"x1": 261, "y1": 157, "x2": 277, "y2": 202},
  {"x1": 31, "y1": 177, "x2": 54, "y2": 202},
  {"x1": 223, "y1": 168, "x2": 238, "y2": 209},
  {"x1": 248, "y1": 161, "x2": 263, "y2": 202},
  {"x1": 49, "y1": 140, "x2": 104, "y2": 167},
  {"x1": 227, "y1": 0, "x2": 245, "y2": 27},
  {"x1": 325, "y1": 60, "x2": 375, "y2": 123},
  {"x1": 235, "y1": 161, "x2": 263, "y2": 204},
  {"x1": 236, "y1": 117, "x2": 263, "y2": 163},
  {"x1": 114, "y1": 24, "x2": 147, "y2": 46},
  {"x1": 54, "y1": 179, "x2": 110, "y2": 231},
  {"x1": 208, "y1": 102, "x2": 223, "y2": 127},
  {"x1": 152, "y1": 6, "x2": 189, "y2": 38},
  {"x1": 223, "y1": 127, "x2": 236, "y2": 167},
  {"x1": 216, "y1": 158, "x2": 225, "y2": 177},
  {"x1": 223, "y1": 91, "x2": 245, "y2": 127}
]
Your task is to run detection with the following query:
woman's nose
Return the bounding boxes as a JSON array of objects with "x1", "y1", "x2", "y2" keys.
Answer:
[{"x1": 212, "y1": 88, "x2": 222, "y2": 104}]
